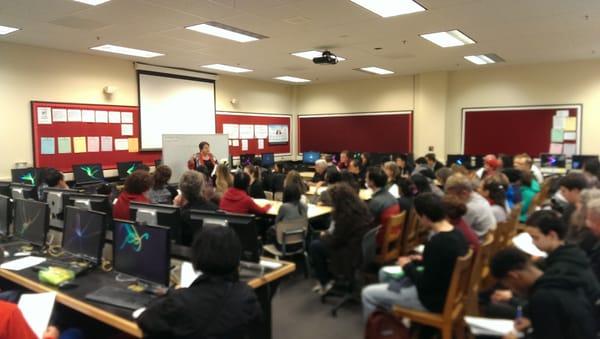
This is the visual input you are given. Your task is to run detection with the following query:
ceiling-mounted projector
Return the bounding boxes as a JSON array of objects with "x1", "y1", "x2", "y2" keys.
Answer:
[{"x1": 313, "y1": 50, "x2": 339, "y2": 65}]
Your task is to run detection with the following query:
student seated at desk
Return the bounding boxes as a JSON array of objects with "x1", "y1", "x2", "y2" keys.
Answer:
[
  {"x1": 215, "y1": 164, "x2": 233, "y2": 198},
  {"x1": 44, "y1": 168, "x2": 69, "y2": 189},
  {"x1": 480, "y1": 174, "x2": 510, "y2": 223},
  {"x1": 113, "y1": 170, "x2": 151, "y2": 220},
  {"x1": 383, "y1": 161, "x2": 401, "y2": 198},
  {"x1": 316, "y1": 171, "x2": 341, "y2": 206},
  {"x1": 149, "y1": 165, "x2": 177, "y2": 205},
  {"x1": 337, "y1": 150, "x2": 350, "y2": 171},
  {"x1": 310, "y1": 159, "x2": 327, "y2": 185},
  {"x1": 284, "y1": 170, "x2": 308, "y2": 205},
  {"x1": 394, "y1": 154, "x2": 413, "y2": 178},
  {"x1": 175, "y1": 171, "x2": 218, "y2": 243},
  {"x1": 220, "y1": 172, "x2": 271, "y2": 215},
  {"x1": 425, "y1": 153, "x2": 444, "y2": 172},
  {"x1": 244, "y1": 165, "x2": 266, "y2": 199},
  {"x1": 137, "y1": 226, "x2": 262, "y2": 339},
  {"x1": 367, "y1": 167, "x2": 400, "y2": 245},
  {"x1": 583, "y1": 158, "x2": 600, "y2": 188},
  {"x1": 348, "y1": 159, "x2": 362, "y2": 184}
]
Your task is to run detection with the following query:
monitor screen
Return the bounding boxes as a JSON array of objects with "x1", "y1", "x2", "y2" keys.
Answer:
[
  {"x1": 239, "y1": 154, "x2": 255, "y2": 167},
  {"x1": 261, "y1": 153, "x2": 275, "y2": 167},
  {"x1": 0, "y1": 195, "x2": 11, "y2": 237},
  {"x1": 117, "y1": 161, "x2": 143, "y2": 180},
  {"x1": 571, "y1": 155, "x2": 599, "y2": 170},
  {"x1": 72, "y1": 164, "x2": 104, "y2": 185},
  {"x1": 113, "y1": 220, "x2": 170, "y2": 286},
  {"x1": 499, "y1": 155, "x2": 514, "y2": 168},
  {"x1": 446, "y1": 154, "x2": 470, "y2": 167},
  {"x1": 63, "y1": 207, "x2": 106, "y2": 264},
  {"x1": 13, "y1": 198, "x2": 48, "y2": 246},
  {"x1": 540, "y1": 154, "x2": 566, "y2": 168},
  {"x1": 0, "y1": 182, "x2": 11, "y2": 197},
  {"x1": 303, "y1": 151, "x2": 320, "y2": 165},
  {"x1": 11, "y1": 168, "x2": 40, "y2": 186}
]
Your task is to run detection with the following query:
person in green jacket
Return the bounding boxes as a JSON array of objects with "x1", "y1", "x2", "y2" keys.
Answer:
[{"x1": 520, "y1": 171, "x2": 540, "y2": 222}]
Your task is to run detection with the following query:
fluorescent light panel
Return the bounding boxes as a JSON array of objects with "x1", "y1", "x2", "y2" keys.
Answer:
[
  {"x1": 274, "y1": 76, "x2": 311, "y2": 83},
  {"x1": 464, "y1": 54, "x2": 504, "y2": 65},
  {"x1": 350, "y1": 0, "x2": 426, "y2": 18},
  {"x1": 291, "y1": 50, "x2": 346, "y2": 61},
  {"x1": 90, "y1": 44, "x2": 163, "y2": 58},
  {"x1": 186, "y1": 22, "x2": 267, "y2": 43},
  {"x1": 73, "y1": 0, "x2": 111, "y2": 5},
  {"x1": 201, "y1": 64, "x2": 252, "y2": 73},
  {"x1": 358, "y1": 66, "x2": 394, "y2": 75},
  {"x1": 0, "y1": 25, "x2": 19, "y2": 35},
  {"x1": 420, "y1": 30, "x2": 475, "y2": 48}
]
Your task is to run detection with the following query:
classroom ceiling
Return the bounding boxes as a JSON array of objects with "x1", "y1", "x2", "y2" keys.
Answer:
[{"x1": 2, "y1": 0, "x2": 600, "y2": 84}]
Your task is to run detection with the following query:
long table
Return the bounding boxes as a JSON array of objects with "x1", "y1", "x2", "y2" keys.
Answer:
[
  {"x1": 0, "y1": 256, "x2": 294, "y2": 339},
  {"x1": 253, "y1": 198, "x2": 332, "y2": 219},
  {"x1": 305, "y1": 186, "x2": 373, "y2": 201}
]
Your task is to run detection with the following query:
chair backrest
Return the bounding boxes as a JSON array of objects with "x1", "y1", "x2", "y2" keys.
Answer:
[
  {"x1": 465, "y1": 233, "x2": 494, "y2": 316},
  {"x1": 274, "y1": 218, "x2": 308, "y2": 245},
  {"x1": 442, "y1": 249, "x2": 474, "y2": 320},
  {"x1": 493, "y1": 204, "x2": 522, "y2": 253},
  {"x1": 362, "y1": 225, "x2": 381, "y2": 268},
  {"x1": 400, "y1": 207, "x2": 420, "y2": 255},
  {"x1": 376, "y1": 211, "x2": 406, "y2": 264},
  {"x1": 264, "y1": 191, "x2": 274, "y2": 200},
  {"x1": 274, "y1": 191, "x2": 283, "y2": 202}
]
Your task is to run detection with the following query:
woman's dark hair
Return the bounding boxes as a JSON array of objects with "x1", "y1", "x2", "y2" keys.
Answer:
[
  {"x1": 415, "y1": 157, "x2": 427, "y2": 165},
  {"x1": 152, "y1": 165, "x2": 172, "y2": 189},
  {"x1": 442, "y1": 195, "x2": 467, "y2": 220},
  {"x1": 326, "y1": 170, "x2": 342, "y2": 185},
  {"x1": 245, "y1": 164, "x2": 260, "y2": 181},
  {"x1": 397, "y1": 177, "x2": 415, "y2": 197},
  {"x1": 329, "y1": 183, "x2": 372, "y2": 229},
  {"x1": 367, "y1": 166, "x2": 387, "y2": 188},
  {"x1": 361, "y1": 152, "x2": 371, "y2": 166},
  {"x1": 490, "y1": 248, "x2": 529, "y2": 279},
  {"x1": 199, "y1": 141, "x2": 209, "y2": 151},
  {"x1": 45, "y1": 168, "x2": 64, "y2": 187},
  {"x1": 584, "y1": 158, "x2": 600, "y2": 178},
  {"x1": 411, "y1": 173, "x2": 431, "y2": 195},
  {"x1": 124, "y1": 170, "x2": 152, "y2": 194},
  {"x1": 340, "y1": 171, "x2": 360, "y2": 192},
  {"x1": 414, "y1": 192, "x2": 445, "y2": 222},
  {"x1": 233, "y1": 171, "x2": 250, "y2": 190},
  {"x1": 283, "y1": 182, "x2": 302, "y2": 203},
  {"x1": 192, "y1": 226, "x2": 241, "y2": 277},
  {"x1": 482, "y1": 175, "x2": 507, "y2": 207}
]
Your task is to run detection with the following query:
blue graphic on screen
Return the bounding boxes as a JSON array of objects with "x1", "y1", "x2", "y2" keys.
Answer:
[
  {"x1": 119, "y1": 222, "x2": 150, "y2": 252},
  {"x1": 63, "y1": 208, "x2": 104, "y2": 261},
  {"x1": 20, "y1": 172, "x2": 36, "y2": 185}
]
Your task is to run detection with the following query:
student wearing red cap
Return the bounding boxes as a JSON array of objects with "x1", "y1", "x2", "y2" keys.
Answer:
[{"x1": 476, "y1": 154, "x2": 501, "y2": 179}]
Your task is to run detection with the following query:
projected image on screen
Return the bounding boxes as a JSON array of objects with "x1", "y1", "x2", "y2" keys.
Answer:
[
  {"x1": 114, "y1": 221, "x2": 169, "y2": 285},
  {"x1": 63, "y1": 207, "x2": 105, "y2": 262},
  {"x1": 14, "y1": 199, "x2": 47, "y2": 246}
]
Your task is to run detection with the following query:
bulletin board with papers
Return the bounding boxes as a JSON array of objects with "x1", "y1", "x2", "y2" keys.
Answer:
[
  {"x1": 32, "y1": 101, "x2": 160, "y2": 173},
  {"x1": 462, "y1": 105, "x2": 582, "y2": 156}
]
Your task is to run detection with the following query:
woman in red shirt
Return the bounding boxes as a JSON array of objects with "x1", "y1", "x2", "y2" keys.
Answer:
[
  {"x1": 113, "y1": 170, "x2": 152, "y2": 220},
  {"x1": 187, "y1": 141, "x2": 217, "y2": 179},
  {"x1": 220, "y1": 171, "x2": 271, "y2": 215}
]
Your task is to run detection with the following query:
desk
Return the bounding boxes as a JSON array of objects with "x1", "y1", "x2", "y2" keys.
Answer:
[
  {"x1": 300, "y1": 171, "x2": 314, "y2": 180},
  {"x1": 253, "y1": 199, "x2": 332, "y2": 219},
  {"x1": 0, "y1": 257, "x2": 294, "y2": 339},
  {"x1": 305, "y1": 186, "x2": 373, "y2": 201}
]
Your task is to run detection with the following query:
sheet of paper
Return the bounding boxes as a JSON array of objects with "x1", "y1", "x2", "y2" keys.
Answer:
[
  {"x1": 241, "y1": 139, "x2": 248, "y2": 151},
  {"x1": 564, "y1": 117, "x2": 577, "y2": 131},
  {"x1": 67, "y1": 109, "x2": 82, "y2": 122},
  {"x1": 552, "y1": 116, "x2": 565, "y2": 129},
  {"x1": 73, "y1": 137, "x2": 87, "y2": 153},
  {"x1": 121, "y1": 112, "x2": 133, "y2": 124},
  {"x1": 121, "y1": 124, "x2": 133, "y2": 136},
  {"x1": 37, "y1": 107, "x2": 52, "y2": 125},
  {"x1": 556, "y1": 110, "x2": 569, "y2": 117},
  {"x1": 222, "y1": 123, "x2": 239, "y2": 139},
  {"x1": 0, "y1": 256, "x2": 46, "y2": 270},
  {"x1": 100, "y1": 136, "x2": 113, "y2": 152},
  {"x1": 258, "y1": 139, "x2": 264, "y2": 150},
  {"x1": 465, "y1": 316, "x2": 517, "y2": 337},
  {"x1": 239, "y1": 124, "x2": 254, "y2": 139},
  {"x1": 512, "y1": 232, "x2": 547, "y2": 258},
  {"x1": 549, "y1": 143, "x2": 563, "y2": 154},
  {"x1": 180, "y1": 261, "x2": 202, "y2": 288},
  {"x1": 551, "y1": 128, "x2": 564, "y2": 142},
  {"x1": 52, "y1": 108, "x2": 67, "y2": 122},
  {"x1": 563, "y1": 143, "x2": 577, "y2": 156},
  {"x1": 57, "y1": 137, "x2": 71, "y2": 154},
  {"x1": 19, "y1": 292, "x2": 56, "y2": 339},
  {"x1": 254, "y1": 125, "x2": 268, "y2": 139},
  {"x1": 109, "y1": 111, "x2": 121, "y2": 124},
  {"x1": 82, "y1": 110, "x2": 95, "y2": 123},
  {"x1": 259, "y1": 260, "x2": 282, "y2": 269},
  {"x1": 564, "y1": 131, "x2": 576, "y2": 141},
  {"x1": 382, "y1": 266, "x2": 404, "y2": 275},
  {"x1": 95, "y1": 110, "x2": 108, "y2": 123},
  {"x1": 232, "y1": 139, "x2": 239, "y2": 147},
  {"x1": 114, "y1": 138, "x2": 128, "y2": 151},
  {"x1": 228, "y1": 140, "x2": 232, "y2": 146},
  {"x1": 128, "y1": 138, "x2": 139, "y2": 152},
  {"x1": 40, "y1": 137, "x2": 55, "y2": 155},
  {"x1": 87, "y1": 136, "x2": 100, "y2": 152}
]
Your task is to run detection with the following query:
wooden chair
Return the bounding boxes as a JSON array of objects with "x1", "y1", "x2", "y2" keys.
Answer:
[
  {"x1": 393, "y1": 250, "x2": 474, "y2": 339},
  {"x1": 493, "y1": 204, "x2": 521, "y2": 254},
  {"x1": 465, "y1": 233, "x2": 494, "y2": 317},
  {"x1": 263, "y1": 218, "x2": 309, "y2": 277},
  {"x1": 400, "y1": 207, "x2": 421, "y2": 255},
  {"x1": 375, "y1": 211, "x2": 406, "y2": 265}
]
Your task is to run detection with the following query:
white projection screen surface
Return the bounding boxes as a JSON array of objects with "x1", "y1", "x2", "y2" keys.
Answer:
[{"x1": 138, "y1": 72, "x2": 216, "y2": 150}]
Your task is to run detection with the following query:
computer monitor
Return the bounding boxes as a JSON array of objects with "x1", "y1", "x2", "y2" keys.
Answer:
[
  {"x1": 446, "y1": 154, "x2": 470, "y2": 167},
  {"x1": 116, "y1": 161, "x2": 143, "y2": 180},
  {"x1": 470, "y1": 155, "x2": 485, "y2": 170},
  {"x1": 44, "y1": 187, "x2": 82, "y2": 228},
  {"x1": 66, "y1": 193, "x2": 112, "y2": 216},
  {"x1": 63, "y1": 206, "x2": 106, "y2": 265},
  {"x1": 261, "y1": 153, "x2": 275, "y2": 167},
  {"x1": 11, "y1": 168, "x2": 41, "y2": 186},
  {"x1": 302, "y1": 151, "x2": 320, "y2": 165},
  {"x1": 571, "y1": 155, "x2": 599, "y2": 170},
  {"x1": 540, "y1": 154, "x2": 566, "y2": 168},
  {"x1": 10, "y1": 183, "x2": 38, "y2": 201},
  {"x1": 154, "y1": 159, "x2": 162, "y2": 167},
  {"x1": 0, "y1": 182, "x2": 10, "y2": 197},
  {"x1": 239, "y1": 154, "x2": 255, "y2": 167},
  {"x1": 189, "y1": 210, "x2": 259, "y2": 263},
  {"x1": 0, "y1": 195, "x2": 12, "y2": 237},
  {"x1": 72, "y1": 163, "x2": 104, "y2": 185},
  {"x1": 13, "y1": 198, "x2": 49, "y2": 247},
  {"x1": 499, "y1": 155, "x2": 514, "y2": 168},
  {"x1": 129, "y1": 202, "x2": 183, "y2": 244},
  {"x1": 113, "y1": 219, "x2": 170, "y2": 286}
]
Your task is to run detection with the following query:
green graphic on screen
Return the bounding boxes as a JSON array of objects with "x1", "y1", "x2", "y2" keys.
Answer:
[
  {"x1": 81, "y1": 166, "x2": 101, "y2": 179},
  {"x1": 119, "y1": 223, "x2": 150, "y2": 252},
  {"x1": 126, "y1": 164, "x2": 137, "y2": 175},
  {"x1": 20, "y1": 173, "x2": 35, "y2": 185}
]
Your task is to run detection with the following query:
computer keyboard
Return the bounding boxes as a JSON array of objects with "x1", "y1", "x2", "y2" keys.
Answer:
[{"x1": 85, "y1": 286, "x2": 154, "y2": 310}]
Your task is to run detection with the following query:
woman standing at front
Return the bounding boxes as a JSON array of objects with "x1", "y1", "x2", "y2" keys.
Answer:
[{"x1": 188, "y1": 141, "x2": 217, "y2": 179}]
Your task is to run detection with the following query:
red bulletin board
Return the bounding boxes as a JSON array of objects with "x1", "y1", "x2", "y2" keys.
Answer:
[
  {"x1": 31, "y1": 101, "x2": 160, "y2": 173},
  {"x1": 462, "y1": 105, "x2": 582, "y2": 155},
  {"x1": 298, "y1": 112, "x2": 413, "y2": 153},
  {"x1": 215, "y1": 111, "x2": 291, "y2": 156}
]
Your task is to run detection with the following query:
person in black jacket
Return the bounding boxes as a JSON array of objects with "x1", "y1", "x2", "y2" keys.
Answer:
[
  {"x1": 491, "y1": 248, "x2": 598, "y2": 339},
  {"x1": 137, "y1": 225, "x2": 262, "y2": 339},
  {"x1": 175, "y1": 171, "x2": 218, "y2": 245},
  {"x1": 557, "y1": 172, "x2": 588, "y2": 224},
  {"x1": 244, "y1": 165, "x2": 266, "y2": 199}
]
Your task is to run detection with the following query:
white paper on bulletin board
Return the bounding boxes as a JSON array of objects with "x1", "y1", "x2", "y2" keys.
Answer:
[
  {"x1": 268, "y1": 125, "x2": 289, "y2": 144},
  {"x1": 239, "y1": 125, "x2": 254, "y2": 139},
  {"x1": 222, "y1": 124, "x2": 239, "y2": 139},
  {"x1": 254, "y1": 125, "x2": 268, "y2": 139}
]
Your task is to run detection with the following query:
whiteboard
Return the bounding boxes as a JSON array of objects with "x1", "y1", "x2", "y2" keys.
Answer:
[
  {"x1": 138, "y1": 72, "x2": 216, "y2": 150},
  {"x1": 162, "y1": 134, "x2": 229, "y2": 184}
]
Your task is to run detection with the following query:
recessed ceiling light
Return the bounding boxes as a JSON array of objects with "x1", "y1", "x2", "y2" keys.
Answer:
[
  {"x1": 350, "y1": 0, "x2": 426, "y2": 18},
  {"x1": 464, "y1": 54, "x2": 504, "y2": 65},
  {"x1": 357, "y1": 66, "x2": 395, "y2": 75},
  {"x1": 274, "y1": 76, "x2": 311, "y2": 83},
  {"x1": 73, "y1": 0, "x2": 111, "y2": 5},
  {"x1": 186, "y1": 22, "x2": 267, "y2": 43},
  {"x1": 0, "y1": 25, "x2": 19, "y2": 35},
  {"x1": 90, "y1": 44, "x2": 164, "y2": 58},
  {"x1": 291, "y1": 50, "x2": 346, "y2": 61},
  {"x1": 201, "y1": 64, "x2": 253, "y2": 73},
  {"x1": 420, "y1": 30, "x2": 475, "y2": 48}
]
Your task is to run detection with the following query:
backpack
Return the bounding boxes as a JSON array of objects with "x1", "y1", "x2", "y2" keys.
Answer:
[{"x1": 365, "y1": 310, "x2": 410, "y2": 339}]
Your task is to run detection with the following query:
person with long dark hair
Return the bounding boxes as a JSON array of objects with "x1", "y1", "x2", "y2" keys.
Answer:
[
  {"x1": 244, "y1": 165, "x2": 266, "y2": 199},
  {"x1": 480, "y1": 174, "x2": 509, "y2": 223}
]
